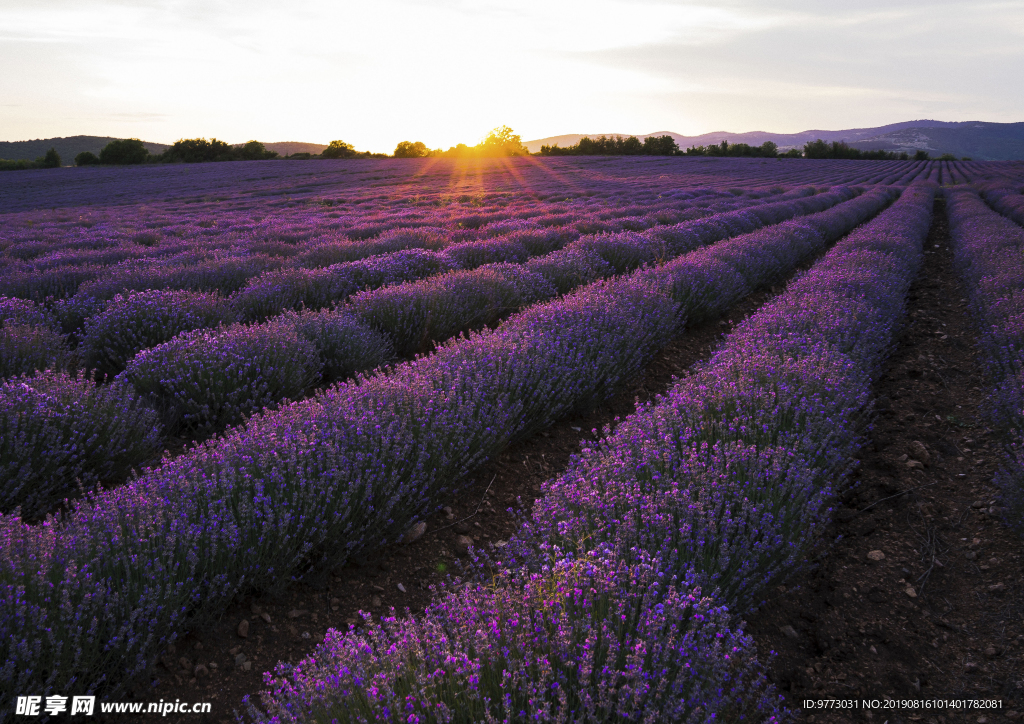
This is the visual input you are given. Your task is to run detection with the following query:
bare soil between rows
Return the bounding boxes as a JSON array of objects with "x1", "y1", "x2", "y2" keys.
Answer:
[
  {"x1": 127, "y1": 275, "x2": 788, "y2": 723},
  {"x1": 125, "y1": 201, "x2": 1023, "y2": 723},
  {"x1": 746, "y1": 198, "x2": 1024, "y2": 724}
]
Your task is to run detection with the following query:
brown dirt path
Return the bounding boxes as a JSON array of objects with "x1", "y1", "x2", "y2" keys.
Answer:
[
  {"x1": 746, "y1": 197, "x2": 1024, "y2": 724},
  {"x1": 131, "y1": 278, "x2": 793, "y2": 723},
  {"x1": 126, "y1": 200, "x2": 1024, "y2": 724}
]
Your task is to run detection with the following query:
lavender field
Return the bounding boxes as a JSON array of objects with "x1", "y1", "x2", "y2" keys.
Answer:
[{"x1": 3, "y1": 156, "x2": 1024, "y2": 722}]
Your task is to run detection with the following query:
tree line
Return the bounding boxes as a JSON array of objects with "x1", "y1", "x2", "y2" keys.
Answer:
[
  {"x1": 66, "y1": 126, "x2": 530, "y2": 166},
  {"x1": 390, "y1": 126, "x2": 531, "y2": 158},
  {"x1": 682, "y1": 140, "x2": 781, "y2": 157},
  {"x1": 538, "y1": 135, "x2": 680, "y2": 156},
  {"x1": 72, "y1": 138, "x2": 285, "y2": 166},
  {"x1": 797, "y1": 140, "x2": 965, "y2": 161},
  {"x1": 2, "y1": 128, "x2": 972, "y2": 170},
  {"x1": 0, "y1": 147, "x2": 61, "y2": 171}
]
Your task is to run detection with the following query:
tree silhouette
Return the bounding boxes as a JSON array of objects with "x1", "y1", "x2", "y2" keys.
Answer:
[
  {"x1": 160, "y1": 138, "x2": 234, "y2": 163},
  {"x1": 322, "y1": 140, "x2": 358, "y2": 159},
  {"x1": 99, "y1": 138, "x2": 149, "y2": 165},
  {"x1": 394, "y1": 141, "x2": 429, "y2": 158},
  {"x1": 75, "y1": 151, "x2": 100, "y2": 166},
  {"x1": 41, "y1": 148, "x2": 61, "y2": 168},
  {"x1": 238, "y1": 140, "x2": 277, "y2": 160},
  {"x1": 479, "y1": 126, "x2": 529, "y2": 156}
]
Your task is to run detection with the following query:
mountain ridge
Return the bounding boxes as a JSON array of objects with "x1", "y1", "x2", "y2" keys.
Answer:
[
  {"x1": 0, "y1": 137, "x2": 328, "y2": 163},
  {"x1": 0, "y1": 136, "x2": 170, "y2": 163},
  {"x1": 524, "y1": 120, "x2": 1024, "y2": 160},
  {"x1": 5, "y1": 121, "x2": 1024, "y2": 162}
]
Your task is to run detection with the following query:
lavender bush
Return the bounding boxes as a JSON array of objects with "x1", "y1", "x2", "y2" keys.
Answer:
[
  {"x1": 979, "y1": 182, "x2": 1024, "y2": 227},
  {"x1": 525, "y1": 247, "x2": 617, "y2": 293},
  {"x1": 120, "y1": 320, "x2": 321, "y2": 437},
  {"x1": 946, "y1": 186, "x2": 1024, "y2": 531},
  {"x1": 0, "y1": 370, "x2": 162, "y2": 520},
  {"x1": 231, "y1": 249, "x2": 458, "y2": 323},
  {"x1": 80, "y1": 289, "x2": 235, "y2": 378},
  {"x1": 0, "y1": 264, "x2": 104, "y2": 302},
  {"x1": 441, "y1": 236, "x2": 530, "y2": 268},
  {"x1": 279, "y1": 309, "x2": 393, "y2": 384},
  {"x1": 247, "y1": 550, "x2": 785, "y2": 724},
  {"x1": 49, "y1": 295, "x2": 107, "y2": 349},
  {"x1": 0, "y1": 323, "x2": 71, "y2": 379},
  {"x1": 0, "y1": 295, "x2": 56, "y2": 328},
  {"x1": 348, "y1": 263, "x2": 557, "y2": 357},
  {"x1": 489, "y1": 225, "x2": 576, "y2": 255},
  {"x1": 288, "y1": 227, "x2": 448, "y2": 269},
  {"x1": 76, "y1": 256, "x2": 284, "y2": 302}
]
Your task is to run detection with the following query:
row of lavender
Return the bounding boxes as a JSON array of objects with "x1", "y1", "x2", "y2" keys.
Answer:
[
  {"x1": 0, "y1": 187, "x2": 812, "y2": 341},
  {"x1": 0, "y1": 161, "x2": 951, "y2": 332},
  {"x1": 0, "y1": 187, "x2": 859, "y2": 521},
  {"x1": 945, "y1": 187, "x2": 1024, "y2": 531},
  {"x1": 0, "y1": 183, "x2": 796, "y2": 271},
  {"x1": 2, "y1": 187, "x2": 847, "y2": 380},
  {"x1": 0, "y1": 192, "x2": 744, "y2": 277},
  {"x1": 979, "y1": 181, "x2": 1024, "y2": 227},
  {"x1": 0, "y1": 155, "x2": 939, "y2": 217},
  {"x1": 0, "y1": 155, "x2": 956, "y2": 282},
  {"x1": 245, "y1": 184, "x2": 935, "y2": 722},
  {"x1": 0, "y1": 188, "x2": 896, "y2": 712}
]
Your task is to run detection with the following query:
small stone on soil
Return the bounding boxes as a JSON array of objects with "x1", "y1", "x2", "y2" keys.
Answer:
[
  {"x1": 909, "y1": 440, "x2": 930, "y2": 464},
  {"x1": 454, "y1": 534, "x2": 474, "y2": 556},
  {"x1": 403, "y1": 521, "x2": 428, "y2": 544},
  {"x1": 780, "y1": 625, "x2": 799, "y2": 639}
]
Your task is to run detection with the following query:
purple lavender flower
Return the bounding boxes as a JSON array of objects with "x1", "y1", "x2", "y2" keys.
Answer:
[
  {"x1": 946, "y1": 186, "x2": 1024, "y2": 531},
  {"x1": 246, "y1": 550, "x2": 786, "y2": 724},
  {"x1": 81, "y1": 289, "x2": 235, "y2": 378},
  {"x1": 120, "y1": 320, "x2": 321, "y2": 437},
  {"x1": 0, "y1": 370, "x2": 162, "y2": 519}
]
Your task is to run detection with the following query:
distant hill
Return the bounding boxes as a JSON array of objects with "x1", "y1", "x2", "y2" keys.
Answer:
[
  {"x1": 844, "y1": 123, "x2": 1024, "y2": 161},
  {"x1": 264, "y1": 142, "x2": 328, "y2": 156},
  {"x1": 0, "y1": 137, "x2": 332, "y2": 164},
  {"x1": 525, "y1": 121, "x2": 1024, "y2": 160},
  {"x1": 0, "y1": 136, "x2": 170, "y2": 163}
]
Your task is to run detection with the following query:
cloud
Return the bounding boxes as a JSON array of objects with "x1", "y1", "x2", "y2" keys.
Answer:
[{"x1": 0, "y1": 0, "x2": 1021, "y2": 149}]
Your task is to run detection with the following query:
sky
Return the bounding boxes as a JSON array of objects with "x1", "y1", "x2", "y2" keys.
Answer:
[{"x1": 1, "y1": 0, "x2": 1023, "y2": 153}]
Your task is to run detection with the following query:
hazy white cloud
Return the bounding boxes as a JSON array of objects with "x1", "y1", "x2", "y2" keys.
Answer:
[{"x1": 0, "y1": 0, "x2": 1020, "y2": 150}]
